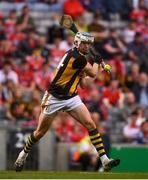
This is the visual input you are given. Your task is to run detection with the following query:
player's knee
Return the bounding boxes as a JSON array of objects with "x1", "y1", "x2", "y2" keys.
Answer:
[{"x1": 84, "y1": 119, "x2": 96, "y2": 131}]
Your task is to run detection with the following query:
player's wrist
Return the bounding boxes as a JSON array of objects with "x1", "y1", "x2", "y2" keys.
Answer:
[{"x1": 93, "y1": 59, "x2": 99, "y2": 64}]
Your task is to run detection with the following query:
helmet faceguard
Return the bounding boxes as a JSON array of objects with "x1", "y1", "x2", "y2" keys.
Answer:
[{"x1": 74, "y1": 32, "x2": 94, "y2": 48}]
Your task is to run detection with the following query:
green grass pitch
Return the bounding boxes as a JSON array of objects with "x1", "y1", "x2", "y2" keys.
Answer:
[{"x1": 0, "y1": 171, "x2": 148, "y2": 179}]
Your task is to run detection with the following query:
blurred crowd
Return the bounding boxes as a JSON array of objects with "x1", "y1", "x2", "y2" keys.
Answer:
[{"x1": 0, "y1": 0, "x2": 148, "y2": 152}]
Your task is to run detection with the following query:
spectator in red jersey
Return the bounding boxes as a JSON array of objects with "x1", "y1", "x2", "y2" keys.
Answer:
[
  {"x1": 8, "y1": 29, "x2": 25, "y2": 48},
  {"x1": 109, "y1": 52, "x2": 126, "y2": 85},
  {"x1": 137, "y1": 15, "x2": 148, "y2": 42},
  {"x1": 70, "y1": 123, "x2": 87, "y2": 142},
  {"x1": 102, "y1": 79, "x2": 121, "y2": 107},
  {"x1": 26, "y1": 54, "x2": 44, "y2": 72},
  {"x1": 78, "y1": 79, "x2": 99, "y2": 103},
  {"x1": 52, "y1": 112, "x2": 75, "y2": 142},
  {"x1": 4, "y1": 9, "x2": 17, "y2": 36},
  {"x1": 49, "y1": 37, "x2": 66, "y2": 69},
  {"x1": 130, "y1": 0, "x2": 147, "y2": 23},
  {"x1": 63, "y1": 0, "x2": 85, "y2": 20},
  {"x1": 15, "y1": 60, "x2": 35, "y2": 88},
  {"x1": 34, "y1": 62, "x2": 53, "y2": 91},
  {"x1": 4, "y1": 9, "x2": 25, "y2": 53},
  {"x1": 0, "y1": 19, "x2": 16, "y2": 58},
  {"x1": 53, "y1": 111, "x2": 87, "y2": 143}
]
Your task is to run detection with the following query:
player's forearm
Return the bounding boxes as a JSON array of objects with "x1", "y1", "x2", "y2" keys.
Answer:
[
  {"x1": 83, "y1": 62, "x2": 99, "y2": 78},
  {"x1": 80, "y1": 76, "x2": 95, "y2": 88},
  {"x1": 88, "y1": 62, "x2": 99, "y2": 79},
  {"x1": 92, "y1": 62, "x2": 99, "y2": 77},
  {"x1": 80, "y1": 63, "x2": 99, "y2": 88}
]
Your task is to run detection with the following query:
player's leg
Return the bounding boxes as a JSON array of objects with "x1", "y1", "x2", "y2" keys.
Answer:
[
  {"x1": 25, "y1": 111, "x2": 56, "y2": 152},
  {"x1": 14, "y1": 111, "x2": 56, "y2": 171},
  {"x1": 68, "y1": 104, "x2": 120, "y2": 171}
]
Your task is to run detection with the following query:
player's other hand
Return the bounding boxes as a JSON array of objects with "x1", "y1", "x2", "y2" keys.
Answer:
[{"x1": 103, "y1": 64, "x2": 111, "y2": 73}]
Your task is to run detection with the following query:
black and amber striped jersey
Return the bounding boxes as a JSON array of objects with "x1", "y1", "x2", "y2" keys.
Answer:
[{"x1": 48, "y1": 48, "x2": 87, "y2": 99}]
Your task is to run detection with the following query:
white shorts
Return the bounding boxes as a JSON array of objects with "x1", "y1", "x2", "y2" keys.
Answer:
[{"x1": 41, "y1": 91, "x2": 84, "y2": 115}]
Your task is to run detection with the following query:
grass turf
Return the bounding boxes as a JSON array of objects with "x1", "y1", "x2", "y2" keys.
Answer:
[{"x1": 0, "y1": 171, "x2": 148, "y2": 179}]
